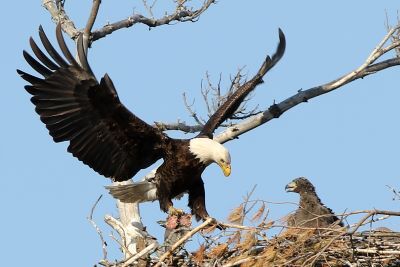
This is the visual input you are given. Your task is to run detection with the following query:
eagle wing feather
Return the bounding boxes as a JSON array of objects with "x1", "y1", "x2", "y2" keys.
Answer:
[
  {"x1": 18, "y1": 24, "x2": 166, "y2": 181},
  {"x1": 199, "y1": 29, "x2": 286, "y2": 138}
]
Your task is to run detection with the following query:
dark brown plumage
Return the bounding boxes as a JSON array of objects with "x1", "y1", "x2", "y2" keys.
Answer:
[
  {"x1": 18, "y1": 24, "x2": 285, "y2": 220},
  {"x1": 285, "y1": 177, "x2": 343, "y2": 228}
]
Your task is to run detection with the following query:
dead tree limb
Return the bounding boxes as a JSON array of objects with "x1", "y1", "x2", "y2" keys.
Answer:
[
  {"x1": 157, "y1": 25, "x2": 400, "y2": 139},
  {"x1": 214, "y1": 27, "x2": 400, "y2": 144},
  {"x1": 91, "y1": 0, "x2": 215, "y2": 42},
  {"x1": 42, "y1": 0, "x2": 79, "y2": 39},
  {"x1": 42, "y1": 0, "x2": 215, "y2": 43}
]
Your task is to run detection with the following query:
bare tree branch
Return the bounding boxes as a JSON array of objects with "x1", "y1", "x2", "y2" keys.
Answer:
[
  {"x1": 215, "y1": 28, "x2": 400, "y2": 144},
  {"x1": 386, "y1": 11, "x2": 400, "y2": 57},
  {"x1": 182, "y1": 92, "x2": 205, "y2": 126},
  {"x1": 158, "y1": 25, "x2": 400, "y2": 137},
  {"x1": 121, "y1": 242, "x2": 158, "y2": 267},
  {"x1": 91, "y1": 0, "x2": 216, "y2": 42},
  {"x1": 87, "y1": 195, "x2": 107, "y2": 261},
  {"x1": 42, "y1": 0, "x2": 79, "y2": 39},
  {"x1": 154, "y1": 121, "x2": 203, "y2": 133},
  {"x1": 142, "y1": 0, "x2": 157, "y2": 19},
  {"x1": 347, "y1": 209, "x2": 400, "y2": 235},
  {"x1": 42, "y1": 0, "x2": 215, "y2": 43}
]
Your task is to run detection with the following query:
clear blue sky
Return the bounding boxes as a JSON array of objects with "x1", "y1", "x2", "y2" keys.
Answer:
[{"x1": 2, "y1": 1, "x2": 399, "y2": 266}]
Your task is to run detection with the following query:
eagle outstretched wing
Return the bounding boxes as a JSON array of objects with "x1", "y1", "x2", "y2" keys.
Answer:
[
  {"x1": 198, "y1": 29, "x2": 286, "y2": 138},
  {"x1": 17, "y1": 24, "x2": 166, "y2": 181}
]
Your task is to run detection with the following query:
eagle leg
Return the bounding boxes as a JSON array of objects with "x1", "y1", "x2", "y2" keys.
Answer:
[
  {"x1": 207, "y1": 217, "x2": 226, "y2": 230},
  {"x1": 168, "y1": 205, "x2": 185, "y2": 216}
]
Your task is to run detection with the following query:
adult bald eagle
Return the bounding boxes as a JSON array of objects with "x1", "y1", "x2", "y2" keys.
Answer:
[
  {"x1": 18, "y1": 24, "x2": 285, "y2": 221},
  {"x1": 285, "y1": 177, "x2": 343, "y2": 228}
]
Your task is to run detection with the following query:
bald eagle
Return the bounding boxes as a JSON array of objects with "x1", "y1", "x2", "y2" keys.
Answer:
[
  {"x1": 18, "y1": 24, "x2": 285, "y2": 221},
  {"x1": 285, "y1": 177, "x2": 343, "y2": 228}
]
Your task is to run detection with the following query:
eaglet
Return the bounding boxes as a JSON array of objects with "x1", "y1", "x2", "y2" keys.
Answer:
[{"x1": 285, "y1": 177, "x2": 343, "y2": 228}]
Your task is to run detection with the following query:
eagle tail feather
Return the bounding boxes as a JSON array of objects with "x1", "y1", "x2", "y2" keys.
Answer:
[{"x1": 105, "y1": 181, "x2": 157, "y2": 203}]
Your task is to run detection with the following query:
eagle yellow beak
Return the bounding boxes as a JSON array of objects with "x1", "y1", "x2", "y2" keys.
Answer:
[{"x1": 218, "y1": 162, "x2": 231, "y2": 177}]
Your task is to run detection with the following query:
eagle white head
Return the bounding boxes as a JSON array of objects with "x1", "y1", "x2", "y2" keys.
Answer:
[{"x1": 189, "y1": 138, "x2": 231, "y2": 176}]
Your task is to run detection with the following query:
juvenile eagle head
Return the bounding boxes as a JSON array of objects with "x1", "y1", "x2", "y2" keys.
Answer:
[
  {"x1": 189, "y1": 138, "x2": 231, "y2": 176},
  {"x1": 285, "y1": 177, "x2": 315, "y2": 193}
]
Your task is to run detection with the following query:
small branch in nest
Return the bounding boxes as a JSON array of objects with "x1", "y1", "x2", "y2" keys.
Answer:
[
  {"x1": 348, "y1": 209, "x2": 400, "y2": 235},
  {"x1": 121, "y1": 242, "x2": 158, "y2": 267},
  {"x1": 154, "y1": 217, "x2": 214, "y2": 266},
  {"x1": 222, "y1": 255, "x2": 265, "y2": 267},
  {"x1": 303, "y1": 231, "x2": 347, "y2": 267}
]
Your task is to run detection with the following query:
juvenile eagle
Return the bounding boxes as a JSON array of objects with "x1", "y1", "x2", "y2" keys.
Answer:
[
  {"x1": 285, "y1": 177, "x2": 343, "y2": 228},
  {"x1": 18, "y1": 24, "x2": 285, "y2": 221}
]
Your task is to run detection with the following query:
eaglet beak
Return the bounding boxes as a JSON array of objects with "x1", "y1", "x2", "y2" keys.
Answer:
[
  {"x1": 218, "y1": 162, "x2": 231, "y2": 177},
  {"x1": 285, "y1": 182, "x2": 296, "y2": 192}
]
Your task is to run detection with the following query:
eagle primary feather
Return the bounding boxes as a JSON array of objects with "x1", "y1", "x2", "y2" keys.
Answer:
[
  {"x1": 18, "y1": 24, "x2": 285, "y2": 220},
  {"x1": 18, "y1": 24, "x2": 166, "y2": 181}
]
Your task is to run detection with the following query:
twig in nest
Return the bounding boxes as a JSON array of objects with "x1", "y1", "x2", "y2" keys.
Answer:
[
  {"x1": 121, "y1": 242, "x2": 158, "y2": 267},
  {"x1": 348, "y1": 209, "x2": 400, "y2": 235},
  {"x1": 154, "y1": 217, "x2": 214, "y2": 266}
]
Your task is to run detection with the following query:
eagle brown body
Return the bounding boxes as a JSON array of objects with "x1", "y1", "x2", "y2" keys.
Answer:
[
  {"x1": 285, "y1": 177, "x2": 343, "y2": 228},
  {"x1": 18, "y1": 24, "x2": 285, "y2": 220},
  {"x1": 157, "y1": 139, "x2": 208, "y2": 219}
]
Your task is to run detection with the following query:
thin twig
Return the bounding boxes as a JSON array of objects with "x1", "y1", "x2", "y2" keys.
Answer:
[
  {"x1": 91, "y1": 0, "x2": 216, "y2": 41},
  {"x1": 303, "y1": 232, "x2": 346, "y2": 267},
  {"x1": 348, "y1": 209, "x2": 400, "y2": 235},
  {"x1": 87, "y1": 195, "x2": 107, "y2": 260},
  {"x1": 155, "y1": 25, "x2": 400, "y2": 138},
  {"x1": 328, "y1": 24, "x2": 400, "y2": 89},
  {"x1": 182, "y1": 92, "x2": 204, "y2": 126},
  {"x1": 121, "y1": 242, "x2": 158, "y2": 267},
  {"x1": 142, "y1": 0, "x2": 155, "y2": 18},
  {"x1": 154, "y1": 217, "x2": 214, "y2": 266}
]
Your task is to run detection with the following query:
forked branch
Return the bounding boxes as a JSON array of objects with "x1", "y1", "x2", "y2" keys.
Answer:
[{"x1": 214, "y1": 25, "x2": 400, "y2": 144}]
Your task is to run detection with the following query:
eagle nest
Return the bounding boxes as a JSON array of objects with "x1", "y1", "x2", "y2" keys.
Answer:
[
  {"x1": 134, "y1": 179, "x2": 400, "y2": 266},
  {"x1": 184, "y1": 226, "x2": 400, "y2": 267},
  {"x1": 142, "y1": 209, "x2": 400, "y2": 267}
]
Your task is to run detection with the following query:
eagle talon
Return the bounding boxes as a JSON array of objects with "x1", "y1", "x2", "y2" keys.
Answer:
[
  {"x1": 168, "y1": 206, "x2": 185, "y2": 216},
  {"x1": 207, "y1": 217, "x2": 226, "y2": 230}
]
